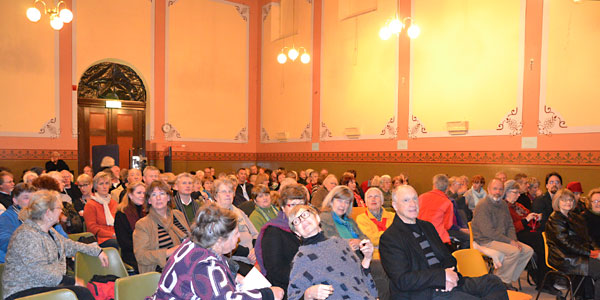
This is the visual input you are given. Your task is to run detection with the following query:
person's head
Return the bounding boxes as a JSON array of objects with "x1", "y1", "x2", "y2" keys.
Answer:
[
  {"x1": 251, "y1": 184, "x2": 271, "y2": 209},
  {"x1": 587, "y1": 188, "x2": 600, "y2": 214},
  {"x1": 195, "y1": 170, "x2": 205, "y2": 179},
  {"x1": 552, "y1": 188, "x2": 575, "y2": 215},
  {"x1": 365, "y1": 187, "x2": 383, "y2": 213},
  {"x1": 93, "y1": 171, "x2": 112, "y2": 196},
  {"x1": 127, "y1": 168, "x2": 142, "y2": 184},
  {"x1": 100, "y1": 156, "x2": 115, "y2": 168},
  {"x1": 380, "y1": 175, "x2": 392, "y2": 192},
  {"x1": 299, "y1": 170, "x2": 307, "y2": 180},
  {"x1": 393, "y1": 174, "x2": 409, "y2": 188},
  {"x1": 192, "y1": 176, "x2": 203, "y2": 192},
  {"x1": 545, "y1": 172, "x2": 562, "y2": 195},
  {"x1": 255, "y1": 173, "x2": 269, "y2": 186},
  {"x1": 487, "y1": 178, "x2": 504, "y2": 201},
  {"x1": 83, "y1": 165, "x2": 93, "y2": 177},
  {"x1": 320, "y1": 169, "x2": 329, "y2": 177},
  {"x1": 213, "y1": 179, "x2": 234, "y2": 208},
  {"x1": 503, "y1": 180, "x2": 520, "y2": 204},
  {"x1": 76, "y1": 174, "x2": 93, "y2": 196},
  {"x1": 190, "y1": 203, "x2": 239, "y2": 254},
  {"x1": 279, "y1": 177, "x2": 297, "y2": 192},
  {"x1": 145, "y1": 180, "x2": 173, "y2": 213},
  {"x1": 279, "y1": 184, "x2": 308, "y2": 217},
  {"x1": 143, "y1": 166, "x2": 160, "y2": 184},
  {"x1": 117, "y1": 181, "x2": 147, "y2": 213},
  {"x1": 160, "y1": 172, "x2": 176, "y2": 188},
  {"x1": 288, "y1": 205, "x2": 321, "y2": 238},
  {"x1": 203, "y1": 176, "x2": 214, "y2": 191},
  {"x1": 250, "y1": 165, "x2": 258, "y2": 175},
  {"x1": 175, "y1": 173, "x2": 194, "y2": 196},
  {"x1": 50, "y1": 151, "x2": 60, "y2": 163},
  {"x1": 31, "y1": 175, "x2": 61, "y2": 192},
  {"x1": 46, "y1": 171, "x2": 64, "y2": 191},
  {"x1": 204, "y1": 167, "x2": 211, "y2": 176},
  {"x1": 495, "y1": 171, "x2": 507, "y2": 183},
  {"x1": 340, "y1": 173, "x2": 356, "y2": 191},
  {"x1": 60, "y1": 170, "x2": 73, "y2": 188},
  {"x1": 514, "y1": 173, "x2": 528, "y2": 193},
  {"x1": 210, "y1": 167, "x2": 215, "y2": 176},
  {"x1": 309, "y1": 171, "x2": 319, "y2": 184},
  {"x1": 432, "y1": 174, "x2": 449, "y2": 192},
  {"x1": 110, "y1": 165, "x2": 121, "y2": 181},
  {"x1": 321, "y1": 185, "x2": 353, "y2": 217},
  {"x1": 12, "y1": 183, "x2": 37, "y2": 208},
  {"x1": 470, "y1": 175, "x2": 485, "y2": 191},
  {"x1": 458, "y1": 175, "x2": 469, "y2": 195},
  {"x1": 276, "y1": 171, "x2": 286, "y2": 183},
  {"x1": 236, "y1": 168, "x2": 248, "y2": 184},
  {"x1": 392, "y1": 185, "x2": 419, "y2": 224},
  {"x1": 322, "y1": 174, "x2": 338, "y2": 191},
  {"x1": 566, "y1": 182, "x2": 583, "y2": 202},
  {"x1": 527, "y1": 177, "x2": 540, "y2": 196},
  {"x1": 0, "y1": 171, "x2": 15, "y2": 194},
  {"x1": 18, "y1": 190, "x2": 62, "y2": 225},
  {"x1": 448, "y1": 176, "x2": 461, "y2": 194},
  {"x1": 22, "y1": 171, "x2": 38, "y2": 185}
]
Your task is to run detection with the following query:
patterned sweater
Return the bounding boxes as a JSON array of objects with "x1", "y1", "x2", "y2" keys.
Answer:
[
  {"x1": 287, "y1": 236, "x2": 377, "y2": 300},
  {"x1": 3, "y1": 219, "x2": 102, "y2": 298}
]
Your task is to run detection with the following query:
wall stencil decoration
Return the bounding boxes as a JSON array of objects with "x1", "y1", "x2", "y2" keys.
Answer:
[
  {"x1": 166, "y1": 0, "x2": 249, "y2": 142},
  {"x1": 539, "y1": 0, "x2": 600, "y2": 134},
  {"x1": 320, "y1": 122, "x2": 333, "y2": 139},
  {"x1": 261, "y1": 128, "x2": 271, "y2": 142},
  {"x1": 300, "y1": 123, "x2": 311, "y2": 140},
  {"x1": 38, "y1": 118, "x2": 60, "y2": 138},
  {"x1": 162, "y1": 123, "x2": 181, "y2": 141},
  {"x1": 410, "y1": 0, "x2": 525, "y2": 138},
  {"x1": 380, "y1": 117, "x2": 397, "y2": 139},
  {"x1": 408, "y1": 115, "x2": 427, "y2": 139}
]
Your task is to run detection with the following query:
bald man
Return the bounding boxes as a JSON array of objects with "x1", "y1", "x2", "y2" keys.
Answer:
[{"x1": 379, "y1": 185, "x2": 507, "y2": 300}]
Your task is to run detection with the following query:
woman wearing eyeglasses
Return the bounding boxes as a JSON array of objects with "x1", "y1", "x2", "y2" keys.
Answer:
[
  {"x1": 133, "y1": 181, "x2": 189, "y2": 274},
  {"x1": 287, "y1": 205, "x2": 377, "y2": 300}
]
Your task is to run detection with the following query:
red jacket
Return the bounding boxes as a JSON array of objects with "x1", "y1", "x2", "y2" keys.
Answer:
[
  {"x1": 418, "y1": 189, "x2": 453, "y2": 243},
  {"x1": 83, "y1": 197, "x2": 118, "y2": 244}
]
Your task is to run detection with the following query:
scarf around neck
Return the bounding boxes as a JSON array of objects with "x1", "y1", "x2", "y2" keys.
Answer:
[
  {"x1": 123, "y1": 203, "x2": 146, "y2": 230},
  {"x1": 91, "y1": 193, "x2": 114, "y2": 226},
  {"x1": 332, "y1": 212, "x2": 359, "y2": 239},
  {"x1": 148, "y1": 207, "x2": 187, "y2": 241},
  {"x1": 471, "y1": 187, "x2": 487, "y2": 200}
]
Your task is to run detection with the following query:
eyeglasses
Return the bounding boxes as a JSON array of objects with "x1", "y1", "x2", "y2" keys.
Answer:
[
  {"x1": 592, "y1": 200, "x2": 600, "y2": 204},
  {"x1": 291, "y1": 210, "x2": 312, "y2": 226},
  {"x1": 77, "y1": 183, "x2": 90, "y2": 187}
]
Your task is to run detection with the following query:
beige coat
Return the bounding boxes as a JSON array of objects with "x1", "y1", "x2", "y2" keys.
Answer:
[{"x1": 133, "y1": 208, "x2": 189, "y2": 273}]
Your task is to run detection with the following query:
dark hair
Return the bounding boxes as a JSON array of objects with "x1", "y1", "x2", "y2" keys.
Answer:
[
  {"x1": 279, "y1": 184, "x2": 308, "y2": 207},
  {"x1": 12, "y1": 183, "x2": 37, "y2": 199},
  {"x1": 340, "y1": 173, "x2": 355, "y2": 186},
  {"x1": 545, "y1": 172, "x2": 562, "y2": 185},
  {"x1": 346, "y1": 169, "x2": 357, "y2": 178},
  {"x1": 514, "y1": 173, "x2": 528, "y2": 181},
  {"x1": 31, "y1": 175, "x2": 61, "y2": 192},
  {"x1": 471, "y1": 175, "x2": 485, "y2": 185},
  {"x1": 0, "y1": 171, "x2": 13, "y2": 185},
  {"x1": 251, "y1": 184, "x2": 270, "y2": 200},
  {"x1": 144, "y1": 180, "x2": 173, "y2": 212},
  {"x1": 190, "y1": 203, "x2": 238, "y2": 248}
]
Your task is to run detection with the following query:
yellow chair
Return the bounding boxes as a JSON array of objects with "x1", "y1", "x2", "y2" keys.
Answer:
[
  {"x1": 349, "y1": 207, "x2": 367, "y2": 221},
  {"x1": 75, "y1": 247, "x2": 128, "y2": 285},
  {"x1": 453, "y1": 248, "x2": 532, "y2": 300},
  {"x1": 115, "y1": 272, "x2": 161, "y2": 300},
  {"x1": 15, "y1": 289, "x2": 78, "y2": 300},
  {"x1": 534, "y1": 232, "x2": 584, "y2": 300}
]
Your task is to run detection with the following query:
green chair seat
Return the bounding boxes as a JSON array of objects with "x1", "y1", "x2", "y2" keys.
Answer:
[
  {"x1": 15, "y1": 289, "x2": 77, "y2": 300},
  {"x1": 115, "y1": 272, "x2": 161, "y2": 300},
  {"x1": 75, "y1": 247, "x2": 128, "y2": 285}
]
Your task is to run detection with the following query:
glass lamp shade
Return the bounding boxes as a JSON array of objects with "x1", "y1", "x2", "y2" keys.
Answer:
[
  {"x1": 26, "y1": 7, "x2": 42, "y2": 22},
  {"x1": 407, "y1": 24, "x2": 421, "y2": 39},
  {"x1": 300, "y1": 52, "x2": 310, "y2": 64},
  {"x1": 59, "y1": 9, "x2": 73, "y2": 23},
  {"x1": 288, "y1": 48, "x2": 299, "y2": 61},
  {"x1": 379, "y1": 26, "x2": 392, "y2": 40},
  {"x1": 389, "y1": 18, "x2": 403, "y2": 34},
  {"x1": 277, "y1": 52, "x2": 287, "y2": 64},
  {"x1": 50, "y1": 15, "x2": 64, "y2": 30}
]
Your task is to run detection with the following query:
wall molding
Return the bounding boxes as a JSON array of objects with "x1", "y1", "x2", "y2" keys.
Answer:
[{"x1": 0, "y1": 150, "x2": 77, "y2": 160}]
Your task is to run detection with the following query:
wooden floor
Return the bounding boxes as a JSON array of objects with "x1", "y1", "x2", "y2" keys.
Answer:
[{"x1": 516, "y1": 271, "x2": 558, "y2": 300}]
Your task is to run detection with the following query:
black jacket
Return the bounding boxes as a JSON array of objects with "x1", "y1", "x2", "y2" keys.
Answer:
[
  {"x1": 546, "y1": 211, "x2": 599, "y2": 276},
  {"x1": 533, "y1": 192, "x2": 553, "y2": 231},
  {"x1": 380, "y1": 215, "x2": 457, "y2": 299},
  {"x1": 234, "y1": 183, "x2": 253, "y2": 207}
]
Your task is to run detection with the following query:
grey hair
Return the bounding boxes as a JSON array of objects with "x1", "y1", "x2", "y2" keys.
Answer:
[
  {"x1": 190, "y1": 203, "x2": 238, "y2": 249},
  {"x1": 433, "y1": 174, "x2": 449, "y2": 191}
]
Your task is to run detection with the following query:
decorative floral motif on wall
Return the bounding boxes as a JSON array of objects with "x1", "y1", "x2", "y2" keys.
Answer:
[
  {"x1": 538, "y1": 105, "x2": 567, "y2": 135},
  {"x1": 262, "y1": 3, "x2": 272, "y2": 21},
  {"x1": 320, "y1": 122, "x2": 332, "y2": 139},
  {"x1": 147, "y1": 151, "x2": 257, "y2": 161},
  {"x1": 496, "y1": 107, "x2": 522, "y2": 136},
  {"x1": 38, "y1": 118, "x2": 60, "y2": 138},
  {"x1": 162, "y1": 123, "x2": 181, "y2": 140},
  {"x1": 234, "y1": 127, "x2": 248, "y2": 142},
  {"x1": 235, "y1": 5, "x2": 249, "y2": 22},
  {"x1": 167, "y1": 0, "x2": 178, "y2": 7},
  {"x1": 380, "y1": 117, "x2": 397, "y2": 139},
  {"x1": 300, "y1": 123, "x2": 311, "y2": 140},
  {"x1": 408, "y1": 115, "x2": 427, "y2": 139},
  {"x1": 261, "y1": 128, "x2": 270, "y2": 142}
]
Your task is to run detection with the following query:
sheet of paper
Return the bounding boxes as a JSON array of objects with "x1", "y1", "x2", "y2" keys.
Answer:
[{"x1": 240, "y1": 267, "x2": 272, "y2": 291}]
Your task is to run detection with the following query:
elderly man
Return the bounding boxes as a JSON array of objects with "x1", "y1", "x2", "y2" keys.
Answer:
[
  {"x1": 472, "y1": 178, "x2": 534, "y2": 290},
  {"x1": 0, "y1": 171, "x2": 15, "y2": 209},
  {"x1": 45, "y1": 151, "x2": 70, "y2": 172},
  {"x1": 379, "y1": 175, "x2": 393, "y2": 209},
  {"x1": 418, "y1": 174, "x2": 454, "y2": 246},
  {"x1": 533, "y1": 172, "x2": 562, "y2": 231},
  {"x1": 61, "y1": 170, "x2": 81, "y2": 201},
  {"x1": 111, "y1": 168, "x2": 143, "y2": 203},
  {"x1": 234, "y1": 168, "x2": 253, "y2": 207},
  {"x1": 173, "y1": 173, "x2": 203, "y2": 224},
  {"x1": 143, "y1": 166, "x2": 160, "y2": 185},
  {"x1": 311, "y1": 174, "x2": 338, "y2": 209},
  {"x1": 380, "y1": 185, "x2": 507, "y2": 299}
]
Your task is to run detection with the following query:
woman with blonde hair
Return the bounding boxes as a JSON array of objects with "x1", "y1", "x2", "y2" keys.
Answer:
[
  {"x1": 114, "y1": 181, "x2": 146, "y2": 273},
  {"x1": 320, "y1": 185, "x2": 367, "y2": 251},
  {"x1": 84, "y1": 171, "x2": 119, "y2": 248}
]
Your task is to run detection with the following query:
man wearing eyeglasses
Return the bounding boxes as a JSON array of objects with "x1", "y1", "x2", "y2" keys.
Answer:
[{"x1": 533, "y1": 172, "x2": 562, "y2": 231}]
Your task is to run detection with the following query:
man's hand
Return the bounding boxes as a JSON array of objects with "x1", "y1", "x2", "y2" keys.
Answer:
[{"x1": 444, "y1": 267, "x2": 459, "y2": 292}]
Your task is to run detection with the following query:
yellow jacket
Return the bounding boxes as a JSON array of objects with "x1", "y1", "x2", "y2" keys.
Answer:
[{"x1": 355, "y1": 208, "x2": 395, "y2": 259}]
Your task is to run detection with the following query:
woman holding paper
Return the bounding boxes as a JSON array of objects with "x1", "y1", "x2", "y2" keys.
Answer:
[{"x1": 149, "y1": 203, "x2": 283, "y2": 300}]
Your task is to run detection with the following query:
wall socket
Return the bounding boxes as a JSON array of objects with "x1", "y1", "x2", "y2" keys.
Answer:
[{"x1": 312, "y1": 143, "x2": 319, "y2": 151}]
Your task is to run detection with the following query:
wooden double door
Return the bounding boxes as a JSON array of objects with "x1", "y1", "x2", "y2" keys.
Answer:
[{"x1": 78, "y1": 98, "x2": 145, "y2": 172}]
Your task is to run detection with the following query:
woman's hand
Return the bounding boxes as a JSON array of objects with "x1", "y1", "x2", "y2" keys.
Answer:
[
  {"x1": 348, "y1": 239, "x2": 361, "y2": 251},
  {"x1": 98, "y1": 251, "x2": 109, "y2": 267},
  {"x1": 359, "y1": 239, "x2": 374, "y2": 268},
  {"x1": 248, "y1": 248, "x2": 256, "y2": 263},
  {"x1": 304, "y1": 284, "x2": 334, "y2": 300},
  {"x1": 525, "y1": 213, "x2": 537, "y2": 222},
  {"x1": 270, "y1": 287, "x2": 284, "y2": 300}
]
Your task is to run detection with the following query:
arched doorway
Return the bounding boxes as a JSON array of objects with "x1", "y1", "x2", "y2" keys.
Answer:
[{"x1": 77, "y1": 62, "x2": 146, "y2": 173}]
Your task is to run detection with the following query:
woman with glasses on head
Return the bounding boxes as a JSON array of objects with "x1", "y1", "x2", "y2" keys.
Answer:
[
  {"x1": 133, "y1": 181, "x2": 189, "y2": 273},
  {"x1": 255, "y1": 184, "x2": 307, "y2": 299},
  {"x1": 83, "y1": 172, "x2": 119, "y2": 248},
  {"x1": 287, "y1": 205, "x2": 377, "y2": 300},
  {"x1": 546, "y1": 188, "x2": 600, "y2": 299}
]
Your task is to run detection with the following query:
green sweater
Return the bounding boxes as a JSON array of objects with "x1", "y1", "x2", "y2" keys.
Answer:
[{"x1": 249, "y1": 205, "x2": 278, "y2": 231}]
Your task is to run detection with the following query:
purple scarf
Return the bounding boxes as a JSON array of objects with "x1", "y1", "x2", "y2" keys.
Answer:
[{"x1": 255, "y1": 211, "x2": 292, "y2": 275}]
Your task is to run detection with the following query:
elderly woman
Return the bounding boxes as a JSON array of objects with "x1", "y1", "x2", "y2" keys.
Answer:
[
  {"x1": 583, "y1": 188, "x2": 600, "y2": 246},
  {"x1": 255, "y1": 184, "x2": 307, "y2": 299},
  {"x1": 2, "y1": 190, "x2": 108, "y2": 300},
  {"x1": 84, "y1": 171, "x2": 119, "y2": 248},
  {"x1": 546, "y1": 188, "x2": 600, "y2": 298},
  {"x1": 320, "y1": 185, "x2": 368, "y2": 250},
  {"x1": 114, "y1": 182, "x2": 146, "y2": 273},
  {"x1": 463, "y1": 175, "x2": 486, "y2": 219},
  {"x1": 149, "y1": 203, "x2": 283, "y2": 299},
  {"x1": 249, "y1": 184, "x2": 279, "y2": 231},
  {"x1": 74, "y1": 174, "x2": 93, "y2": 216},
  {"x1": 213, "y1": 178, "x2": 258, "y2": 275},
  {"x1": 133, "y1": 181, "x2": 189, "y2": 273},
  {"x1": 503, "y1": 180, "x2": 549, "y2": 291},
  {"x1": 287, "y1": 205, "x2": 377, "y2": 300},
  {"x1": 341, "y1": 173, "x2": 365, "y2": 207},
  {"x1": 356, "y1": 187, "x2": 395, "y2": 259}
]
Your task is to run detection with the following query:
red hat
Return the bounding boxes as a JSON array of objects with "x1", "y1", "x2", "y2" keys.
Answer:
[{"x1": 567, "y1": 182, "x2": 583, "y2": 194}]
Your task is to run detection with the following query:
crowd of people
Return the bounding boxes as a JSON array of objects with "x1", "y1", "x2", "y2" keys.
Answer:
[{"x1": 0, "y1": 156, "x2": 599, "y2": 299}]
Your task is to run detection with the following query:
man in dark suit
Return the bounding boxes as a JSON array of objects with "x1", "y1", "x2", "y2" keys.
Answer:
[
  {"x1": 234, "y1": 168, "x2": 253, "y2": 207},
  {"x1": 0, "y1": 171, "x2": 15, "y2": 209},
  {"x1": 379, "y1": 185, "x2": 507, "y2": 300},
  {"x1": 533, "y1": 172, "x2": 562, "y2": 231}
]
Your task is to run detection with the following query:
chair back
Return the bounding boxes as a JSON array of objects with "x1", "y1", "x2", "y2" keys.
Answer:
[
  {"x1": 115, "y1": 272, "x2": 161, "y2": 300},
  {"x1": 467, "y1": 221, "x2": 474, "y2": 248},
  {"x1": 349, "y1": 207, "x2": 367, "y2": 221},
  {"x1": 541, "y1": 232, "x2": 558, "y2": 272},
  {"x1": 67, "y1": 232, "x2": 95, "y2": 242},
  {"x1": 452, "y1": 248, "x2": 488, "y2": 277},
  {"x1": 75, "y1": 247, "x2": 128, "y2": 285},
  {"x1": 15, "y1": 289, "x2": 78, "y2": 300}
]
